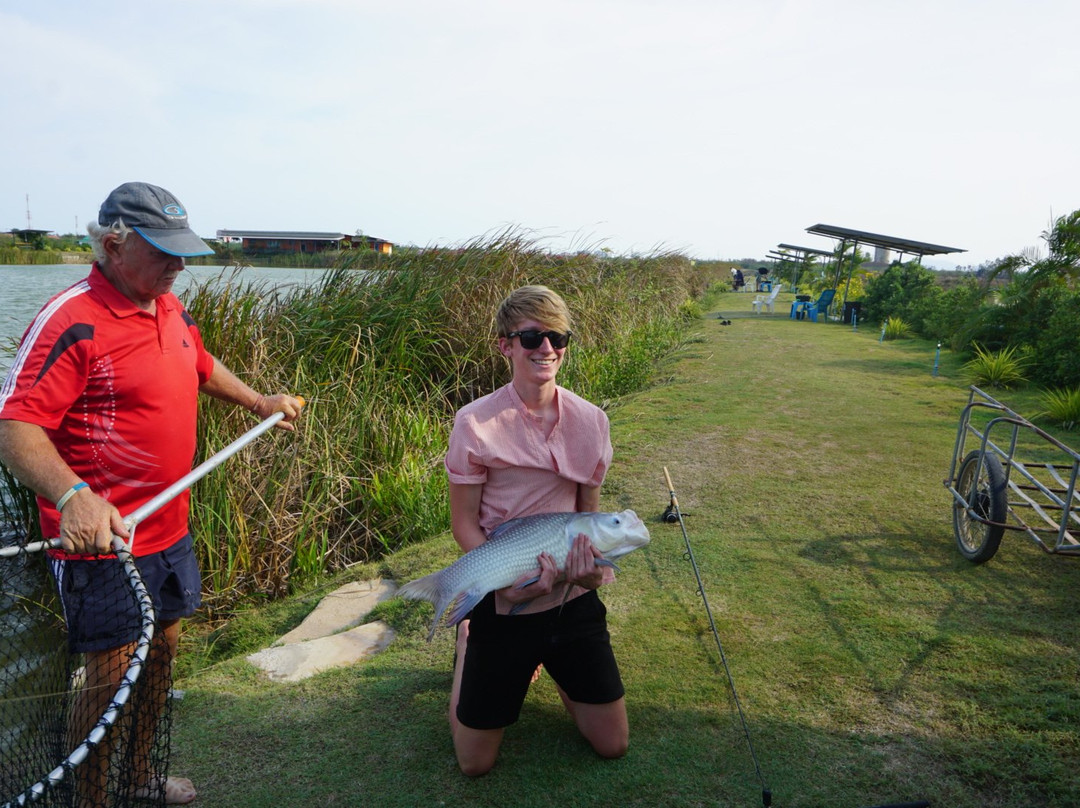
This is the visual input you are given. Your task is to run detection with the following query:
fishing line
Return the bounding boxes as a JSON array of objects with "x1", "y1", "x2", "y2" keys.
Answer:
[{"x1": 663, "y1": 466, "x2": 771, "y2": 808}]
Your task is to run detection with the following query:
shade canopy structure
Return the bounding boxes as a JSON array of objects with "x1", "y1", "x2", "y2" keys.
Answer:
[
  {"x1": 777, "y1": 243, "x2": 835, "y2": 258},
  {"x1": 805, "y1": 224, "x2": 965, "y2": 261},
  {"x1": 805, "y1": 223, "x2": 967, "y2": 317},
  {"x1": 771, "y1": 243, "x2": 838, "y2": 292}
]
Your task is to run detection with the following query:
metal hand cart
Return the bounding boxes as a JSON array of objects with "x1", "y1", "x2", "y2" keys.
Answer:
[{"x1": 945, "y1": 386, "x2": 1080, "y2": 563}]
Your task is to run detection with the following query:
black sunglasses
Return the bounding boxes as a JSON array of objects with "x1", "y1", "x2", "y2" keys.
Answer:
[{"x1": 507, "y1": 329, "x2": 572, "y2": 350}]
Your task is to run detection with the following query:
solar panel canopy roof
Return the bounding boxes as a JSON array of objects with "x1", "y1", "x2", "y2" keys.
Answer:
[{"x1": 806, "y1": 224, "x2": 964, "y2": 257}]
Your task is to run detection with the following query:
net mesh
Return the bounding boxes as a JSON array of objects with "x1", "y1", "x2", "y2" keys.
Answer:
[{"x1": 1, "y1": 543, "x2": 171, "y2": 808}]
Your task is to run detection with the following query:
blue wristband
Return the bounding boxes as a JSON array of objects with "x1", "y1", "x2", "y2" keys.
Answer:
[{"x1": 56, "y1": 482, "x2": 89, "y2": 512}]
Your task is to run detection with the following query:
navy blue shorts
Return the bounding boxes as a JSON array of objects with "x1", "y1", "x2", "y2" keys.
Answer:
[
  {"x1": 456, "y1": 589, "x2": 625, "y2": 730},
  {"x1": 50, "y1": 534, "x2": 202, "y2": 653}
]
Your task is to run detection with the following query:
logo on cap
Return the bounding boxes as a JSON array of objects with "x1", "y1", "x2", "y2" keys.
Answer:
[{"x1": 163, "y1": 204, "x2": 185, "y2": 217}]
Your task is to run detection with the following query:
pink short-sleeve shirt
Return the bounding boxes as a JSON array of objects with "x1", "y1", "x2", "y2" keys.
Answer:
[{"x1": 446, "y1": 382, "x2": 612, "y2": 532}]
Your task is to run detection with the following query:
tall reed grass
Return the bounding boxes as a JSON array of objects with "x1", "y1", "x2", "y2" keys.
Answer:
[{"x1": 178, "y1": 232, "x2": 716, "y2": 612}]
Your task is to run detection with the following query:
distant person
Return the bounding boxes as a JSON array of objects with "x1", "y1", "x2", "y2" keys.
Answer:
[
  {"x1": 0, "y1": 181, "x2": 304, "y2": 806},
  {"x1": 445, "y1": 285, "x2": 628, "y2": 776},
  {"x1": 733, "y1": 268, "x2": 745, "y2": 291}
]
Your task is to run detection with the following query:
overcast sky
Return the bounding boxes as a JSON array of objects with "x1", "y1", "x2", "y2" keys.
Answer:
[{"x1": 2, "y1": 0, "x2": 1077, "y2": 267}]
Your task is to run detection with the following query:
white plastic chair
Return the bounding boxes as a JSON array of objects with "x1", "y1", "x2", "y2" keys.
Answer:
[{"x1": 751, "y1": 283, "x2": 783, "y2": 314}]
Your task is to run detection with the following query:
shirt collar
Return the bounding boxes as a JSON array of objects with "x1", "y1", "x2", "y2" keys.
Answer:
[
  {"x1": 88, "y1": 262, "x2": 175, "y2": 318},
  {"x1": 507, "y1": 381, "x2": 561, "y2": 424}
]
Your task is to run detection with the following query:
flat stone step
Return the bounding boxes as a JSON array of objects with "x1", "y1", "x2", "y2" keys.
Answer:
[
  {"x1": 247, "y1": 621, "x2": 396, "y2": 682},
  {"x1": 276, "y1": 579, "x2": 398, "y2": 645},
  {"x1": 245, "y1": 578, "x2": 399, "y2": 682}
]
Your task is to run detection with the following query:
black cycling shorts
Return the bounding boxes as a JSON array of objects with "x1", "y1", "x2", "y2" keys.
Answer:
[{"x1": 456, "y1": 589, "x2": 625, "y2": 730}]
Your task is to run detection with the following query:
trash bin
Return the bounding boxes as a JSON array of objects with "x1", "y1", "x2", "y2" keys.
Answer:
[{"x1": 842, "y1": 301, "x2": 862, "y2": 324}]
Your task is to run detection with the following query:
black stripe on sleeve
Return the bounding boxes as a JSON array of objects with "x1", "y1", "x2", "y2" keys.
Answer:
[{"x1": 35, "y1": 323, "x2": 95, "y2": 385}]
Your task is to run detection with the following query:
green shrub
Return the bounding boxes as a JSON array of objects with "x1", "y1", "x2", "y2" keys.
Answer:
[
  {"x1": 961, "y1": 284, "x2": 1080, "y2": 389},
  {"x1": 921, "y1": 276, "x2": 987, "y2": 348},
  {"x1": 1037, "y1": 387, "x2": 1080, "y2": 430},
  {"x1": 1029, "y1": 286, "x2": 1080, "y2": 388},
  {"x1": 862, "y1": 261, "x2": 942, "y2": 329},
  {"x1": 882, "y1": 316, "x2": 912, "y2": 340},
  {"x1": 962, "y1": 343, "x2": 1029, "y2": 389}
]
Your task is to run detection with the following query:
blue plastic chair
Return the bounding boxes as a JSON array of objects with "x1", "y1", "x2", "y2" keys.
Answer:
[{"x1": 805, "y1": 289, "x2": 836, "y2": 322}]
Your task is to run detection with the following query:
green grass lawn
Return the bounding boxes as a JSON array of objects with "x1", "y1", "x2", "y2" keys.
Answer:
[{"x1": 172, "y1": 290, "x2": 1080, "y2": 807}]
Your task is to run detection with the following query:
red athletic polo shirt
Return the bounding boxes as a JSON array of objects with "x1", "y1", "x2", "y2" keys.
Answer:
[{"x1": 0, "y1": 264, "x2": 214, "y2": 555}]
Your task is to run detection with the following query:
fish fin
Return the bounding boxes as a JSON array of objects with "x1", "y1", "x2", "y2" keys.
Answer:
[
  {"x1": 514, "y1": 575, "x2": 540, "y2": 589},
  {"x1": 556, "y1": 585, "x2": 573, "y2": 617},
  {"x1": 517, "y1": 559, "x2": 619, "y2": 616},
  {"x1": 486, "y1": 515, "x2": 529, "y2": 542},
  {"x1": 508, "y1": 599, "x2": 536, "y2": 616},
  {"x1": 444, "y1": 588, "x2": 486, "y2": 629}
]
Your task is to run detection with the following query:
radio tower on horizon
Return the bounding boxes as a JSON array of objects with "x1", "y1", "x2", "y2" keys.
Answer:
[{"x1": 25, "y1": 193, "x2": 32, "y2": 229}]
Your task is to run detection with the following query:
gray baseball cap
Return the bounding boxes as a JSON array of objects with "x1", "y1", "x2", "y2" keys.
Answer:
[{"x1": 98, "y1": 182, "x2": 214, "y2": 257}]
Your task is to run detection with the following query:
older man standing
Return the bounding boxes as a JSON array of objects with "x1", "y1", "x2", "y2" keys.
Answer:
[{"x1": 0, "y1": 182, "x2": 303, "y2": 805}]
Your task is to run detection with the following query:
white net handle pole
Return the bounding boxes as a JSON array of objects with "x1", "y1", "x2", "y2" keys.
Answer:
[{"x1": 120, "y1": 408, "x2": 293, "y2": 539}]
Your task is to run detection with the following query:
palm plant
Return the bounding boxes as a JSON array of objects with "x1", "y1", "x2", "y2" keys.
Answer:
[
  {"x1": 1037, "y1": 387, "x2": 1080, "y2": 431},
  {"x1": 962, "y1": 343, "x2": 1029, "y2": 389},
  {"x1": 882, "y1": 316, "x2": 911, "y2": 340}
]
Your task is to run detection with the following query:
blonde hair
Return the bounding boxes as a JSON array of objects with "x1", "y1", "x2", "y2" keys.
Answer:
[{"x1": 496, "y1": 285, "x2": 571, "y2": 336}]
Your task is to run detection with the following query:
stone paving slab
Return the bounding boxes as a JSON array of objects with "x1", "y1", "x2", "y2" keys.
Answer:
[
  {"x1": 246, "y1": 578, "x2": 399, "y2": 682},
  {"x1": 247, "y1": 621, "x2": 396, "y2": 682},
  {"x1": 276, "y1": 579, "x2": 398, "y2": 645}
]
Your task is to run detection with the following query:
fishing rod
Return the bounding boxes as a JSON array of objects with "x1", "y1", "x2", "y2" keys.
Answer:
[
  {"x1": 663, "y1": 466, "x2": 771, "y2": 808},
  {"x1": 662, "y1": 471, "x2": 933, "y2": 808}
]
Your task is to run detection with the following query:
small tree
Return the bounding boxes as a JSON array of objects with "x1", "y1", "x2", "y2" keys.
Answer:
[{"x1": 861, "y1": 261, "x2": 942, "y2": 329}]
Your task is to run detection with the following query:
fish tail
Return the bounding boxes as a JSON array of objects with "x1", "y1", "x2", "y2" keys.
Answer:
[
  {"x1": 397, "y1": 570, "x2": 444, "y2": 605},
  {"x1": 398, "y1": 571, "x2": 454, "y2": 641}
]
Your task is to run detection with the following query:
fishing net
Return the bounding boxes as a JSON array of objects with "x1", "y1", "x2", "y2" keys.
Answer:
[{"x1": 0, "y1": 539, "x2": 170, "y2": 808}]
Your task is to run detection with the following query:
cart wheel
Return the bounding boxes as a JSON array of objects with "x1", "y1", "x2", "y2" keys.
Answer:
[{"x1": 953, "y1": 450, "x2": 1007, "y2": 563}]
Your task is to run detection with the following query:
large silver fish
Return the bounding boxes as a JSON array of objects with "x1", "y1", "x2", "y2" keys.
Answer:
[{"x1": 398, "y1": 509, "x2": 651, "y2": 639}]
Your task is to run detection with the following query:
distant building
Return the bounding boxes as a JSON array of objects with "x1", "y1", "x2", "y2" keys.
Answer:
[
  {"x1": 9, "y1": 228, "x2": 53, "y2": 248},
  {"x1": 215, "y1": 230, "x2": 393, "y2": 256}
]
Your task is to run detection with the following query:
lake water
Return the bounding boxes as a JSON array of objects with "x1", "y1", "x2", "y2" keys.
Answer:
[{"x1": 0, "y1": 264, "x2": 329, "y2": 374}]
